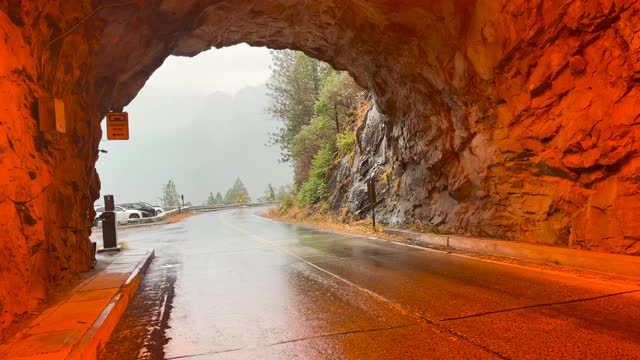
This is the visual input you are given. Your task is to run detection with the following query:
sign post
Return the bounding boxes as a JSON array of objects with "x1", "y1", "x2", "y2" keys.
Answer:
[
  {"x1": 367, "y1": 179, "x2": 377, "y2": 231},
  {"x1": 106, "y1": 112, "x2": 129, "y2": 140}
]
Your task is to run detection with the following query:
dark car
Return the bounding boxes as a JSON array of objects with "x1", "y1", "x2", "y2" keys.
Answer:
[{"x1": 119, "y1": 202, "x2": 158, "y2": 218}]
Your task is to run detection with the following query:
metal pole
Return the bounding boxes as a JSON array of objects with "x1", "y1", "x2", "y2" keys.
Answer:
[{"x1": 367, "y1": 180, "x2": 377, "y2": 231}]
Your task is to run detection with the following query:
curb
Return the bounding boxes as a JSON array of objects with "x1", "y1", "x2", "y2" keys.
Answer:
[
  {"x1": 66, "y1": 250, "x2": 154, "y2": 360},
  {"x1": 384, "y1": 229, "x2": 640, "y2": 279}
]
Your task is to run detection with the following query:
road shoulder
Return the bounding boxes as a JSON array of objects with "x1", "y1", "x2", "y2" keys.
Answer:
[{"x1": 262, "y1": 212, "x2": 640, "y2": 288}]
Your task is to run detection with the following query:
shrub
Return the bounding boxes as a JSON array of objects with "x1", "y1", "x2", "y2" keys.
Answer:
[
  {"x1": 291, "y1": 116, "x2": 334, "y2": 184},
  {"x1": 319, "y1": 202, "x2": 330, "y2": 214},
  {"x1": 280, "y1": 193, "x2": 295, "y2": 212},
  {"x1": 297, "y1": 143, "x2": 335, "y2": 207},
  {"x1": 336, "y1": 131, "x2": 356, "y2": 156}
]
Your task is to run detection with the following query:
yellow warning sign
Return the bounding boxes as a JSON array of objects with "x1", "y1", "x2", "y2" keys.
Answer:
[
  {"x1": 238, "y1": 194, "x2": 244, "y2": 201},
  {"x1": 106, "y1": 112, "x2": 129, "y2": 140}
]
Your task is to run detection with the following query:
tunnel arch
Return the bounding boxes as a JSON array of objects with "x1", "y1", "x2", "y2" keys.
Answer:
[
  {"x1": 86, "y1": 0, "x2": 639, "y2": 250},
  {"x1": 1, "y1": 0, "x2": 639, "y2": 335}
]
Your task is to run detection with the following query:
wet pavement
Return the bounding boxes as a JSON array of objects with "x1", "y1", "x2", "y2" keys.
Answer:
[{"x1": 95, "y1": 208, "x2": 640, "y2": 359}]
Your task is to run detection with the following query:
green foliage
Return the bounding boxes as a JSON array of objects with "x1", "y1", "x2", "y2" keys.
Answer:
[
  {"x1": 160, "y1": 180, "x2": 180, "y2": 208},
  {"x1": 268, "y1": 51, "x2": 333, "y2": 162},
  {"x1": 259, "y1": 184, "x2": 277, "y2": 202},
  {"x1": 314, "y1": 72, "x2": 364, "y2": 133},
  {"x1": 336, "y1": 131, "x2": 356, "y2": 156},
  {"x1": 297, "y1": 143, "x2": 335, "y2": 207},
  {"x1": 224, "y1": 178, "x2": 252, "y2": 204},
  {"x1": 267, "y1": 51, "x2": 365, "y2": 209},
  {"x1": 279, "y1": 193, "x2": 295, "y2": 212},
  {"x1": 319, "y1": 202, "x2": 330, "y2": 214},
  {"x1": 291, "y1": 116, "x2": 335, "y2": 184},
  {"x1": 207, "y1": 192, "x2": 224, "y2": 206}
]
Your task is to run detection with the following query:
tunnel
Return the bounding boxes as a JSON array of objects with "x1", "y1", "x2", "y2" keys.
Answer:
[{"x1": 0, "y1": 0, "x2": 639, "y2": 335}]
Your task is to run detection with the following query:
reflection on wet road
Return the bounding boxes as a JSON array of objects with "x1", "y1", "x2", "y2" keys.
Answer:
[{"x1": 98, "y1": 208, "x2": 640, "y2": 359}]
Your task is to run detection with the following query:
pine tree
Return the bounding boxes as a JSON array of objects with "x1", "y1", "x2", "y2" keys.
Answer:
[
  {"x1": 207, "y1": 192, "x2": 216, "y2": 205},
  {"x1": 160, "y1": 180, "x2": 180, "y2": 207},
  {"x1": 224, "y1": 178, "x2": 252, "y2": 204},
  {"x1": 268, "y1": 51, "x2": 332, "y2": 162},
  {"x1": 259, "y1": 184, "x2": 277, "y2": 202}
]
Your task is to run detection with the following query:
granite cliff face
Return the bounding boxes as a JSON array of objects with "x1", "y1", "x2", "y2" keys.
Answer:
[{"x1": 0, "y1": 0, "x2": 638, "y2": 335}]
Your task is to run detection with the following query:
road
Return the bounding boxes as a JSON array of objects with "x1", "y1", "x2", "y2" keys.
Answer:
[{"x1": 94, "y1": 207, "x2": 640, "y2": 359}]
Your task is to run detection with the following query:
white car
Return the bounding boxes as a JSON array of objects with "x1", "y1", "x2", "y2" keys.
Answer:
[{"x1": 94, "y1": 206, "x2": 144, "y2": 227}]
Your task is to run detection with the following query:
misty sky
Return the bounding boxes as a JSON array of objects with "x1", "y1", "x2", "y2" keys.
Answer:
[{"x1": 96, "y1": 44, "x2": 292, "y2": 206}]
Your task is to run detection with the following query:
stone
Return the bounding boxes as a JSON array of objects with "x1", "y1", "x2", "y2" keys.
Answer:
[{"x1": 0, "y1": 0, "x2": 639, "y2": 337}]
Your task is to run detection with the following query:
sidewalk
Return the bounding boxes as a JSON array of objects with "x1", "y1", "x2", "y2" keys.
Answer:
[
  {"x1": 0, "y1": 249, "x2": 154, "y2": 360},
  {"x1": 385, "y1": 228, "x2": 640, "y2": 279}
]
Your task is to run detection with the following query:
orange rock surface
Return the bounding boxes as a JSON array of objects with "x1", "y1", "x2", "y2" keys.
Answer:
[{"x1": 0, "y1": 0, "x2": 638, "y2": 336}]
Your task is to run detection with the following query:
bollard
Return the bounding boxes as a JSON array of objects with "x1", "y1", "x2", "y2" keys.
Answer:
[{"x1": 97, "y1": 194, "x2": 121, "y2": 253}]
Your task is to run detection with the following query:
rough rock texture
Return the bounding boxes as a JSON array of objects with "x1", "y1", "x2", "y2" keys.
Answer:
[
  {"x1": 0, "y1": 1, "x2": 99, "y2": 337},
  {"x1": 0, "y1": 0, "x2": 639, "y2": 336}
]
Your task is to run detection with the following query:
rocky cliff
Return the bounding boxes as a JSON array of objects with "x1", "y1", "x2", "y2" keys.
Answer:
[
  {"x1": 0, "y1": 1, "x2": 99, "y2": 336},
  {"x1": 0, "y1": 0, "x2": 638, "y2": 336}
]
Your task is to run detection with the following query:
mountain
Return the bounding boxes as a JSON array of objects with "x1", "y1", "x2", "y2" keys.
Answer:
[{"x1": 97, "y1": 84, "x2": 292, "y2": 205}]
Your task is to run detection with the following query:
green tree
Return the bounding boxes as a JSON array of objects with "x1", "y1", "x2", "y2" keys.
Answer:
[
  {"x1": 224, "y1": 178, "x2": 252, "y2": 204},
  {"x1": 207, "y1": 192, "x2": 216, "y2": 206},
  {"x1": 314, "y1": 72, "x2": 364, "y2": 133},
  {"x1": 259, "y1": 184, "x2": 277, "y2": 202},
  {"x1": 268, "y1": 51, "x2": 332, "y2": 162},
  {"x1": 160, "y1": 180, "x2": 180, "y2": 208},
  {"x1": 291, "y1": 116, "x2": 335, "y2": 184},
  {"x1": 215, "y1": 192, "x2": 223, "y2": 205},
  {"x1": 297, "y1": 143, "x2": 335, "y2": 207}
]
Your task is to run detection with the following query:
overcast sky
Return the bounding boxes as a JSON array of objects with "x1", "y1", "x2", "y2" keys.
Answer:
[
  {"x1": 144, "y1": 44, "x2": 273, "y2": 96},
  {"x1": 96, "y1": 44, "x2": 292, "y2": 206}
]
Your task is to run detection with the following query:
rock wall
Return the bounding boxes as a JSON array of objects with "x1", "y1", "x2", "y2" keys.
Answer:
[
  {"x1": 0, "y1": 0, "x2": 638, "y2": 336},
  {"x1": 0, "y1": 1, "x2": 99, "y2": 337}
]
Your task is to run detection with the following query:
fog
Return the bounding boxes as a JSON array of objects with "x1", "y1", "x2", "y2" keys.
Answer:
[{"x1": 96, "y1": 45, "x2": 292, "y2": 206}]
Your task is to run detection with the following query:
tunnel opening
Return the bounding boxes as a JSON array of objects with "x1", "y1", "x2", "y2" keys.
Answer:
[
  {"x1": 0, "y1": 0, "x2": 639, "y2": 338},
  {"x1": 95, "y1": 44, "x2": 295, "y2": 211}
]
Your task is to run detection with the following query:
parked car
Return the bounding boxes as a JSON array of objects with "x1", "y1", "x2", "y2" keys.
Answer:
[
  {"x1": 93, "y1": 205, "x2": 104, "y2": 227},
  {"x1": 93, "y1": 206, "x2": 144, "y2": 227},
  {"x1": 140, "y1": 202, "x2": 164, "y2": 216},
  {"x1": 120, "y1": 202, "x2": 163, "y2": 217}
]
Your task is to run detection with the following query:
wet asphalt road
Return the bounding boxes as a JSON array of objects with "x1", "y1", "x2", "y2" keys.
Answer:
[{"x1": 95, "y1": 207, "x2": 640, "y2": 359}]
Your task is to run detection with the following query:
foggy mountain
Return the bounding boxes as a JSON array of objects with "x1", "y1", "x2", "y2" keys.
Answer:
[{"x1": 97, "y1": 84, "x2": 292, "y2": 206}]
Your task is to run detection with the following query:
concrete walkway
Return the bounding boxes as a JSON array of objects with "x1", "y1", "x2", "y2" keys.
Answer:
[
  {"x1": 0, "y1": 250, "x2": 154, "y2": 360},
  {"x1": 385, "y1": 228, "x2": 640, "y2": 279}
]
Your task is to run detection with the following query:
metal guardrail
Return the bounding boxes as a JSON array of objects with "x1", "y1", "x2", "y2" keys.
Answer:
[
  {"x1": 95, "y1": 202, "x2": 279, "y2": 228},
  {"x1": 125, "y1": 202, "x2": 278, "y2": 223},
  {"x1": 125, "y1": 206, "x2": 191, "y2": 225},
  {"x1": 188, "y1": 202, "x2": 279, "y2": 213}
]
